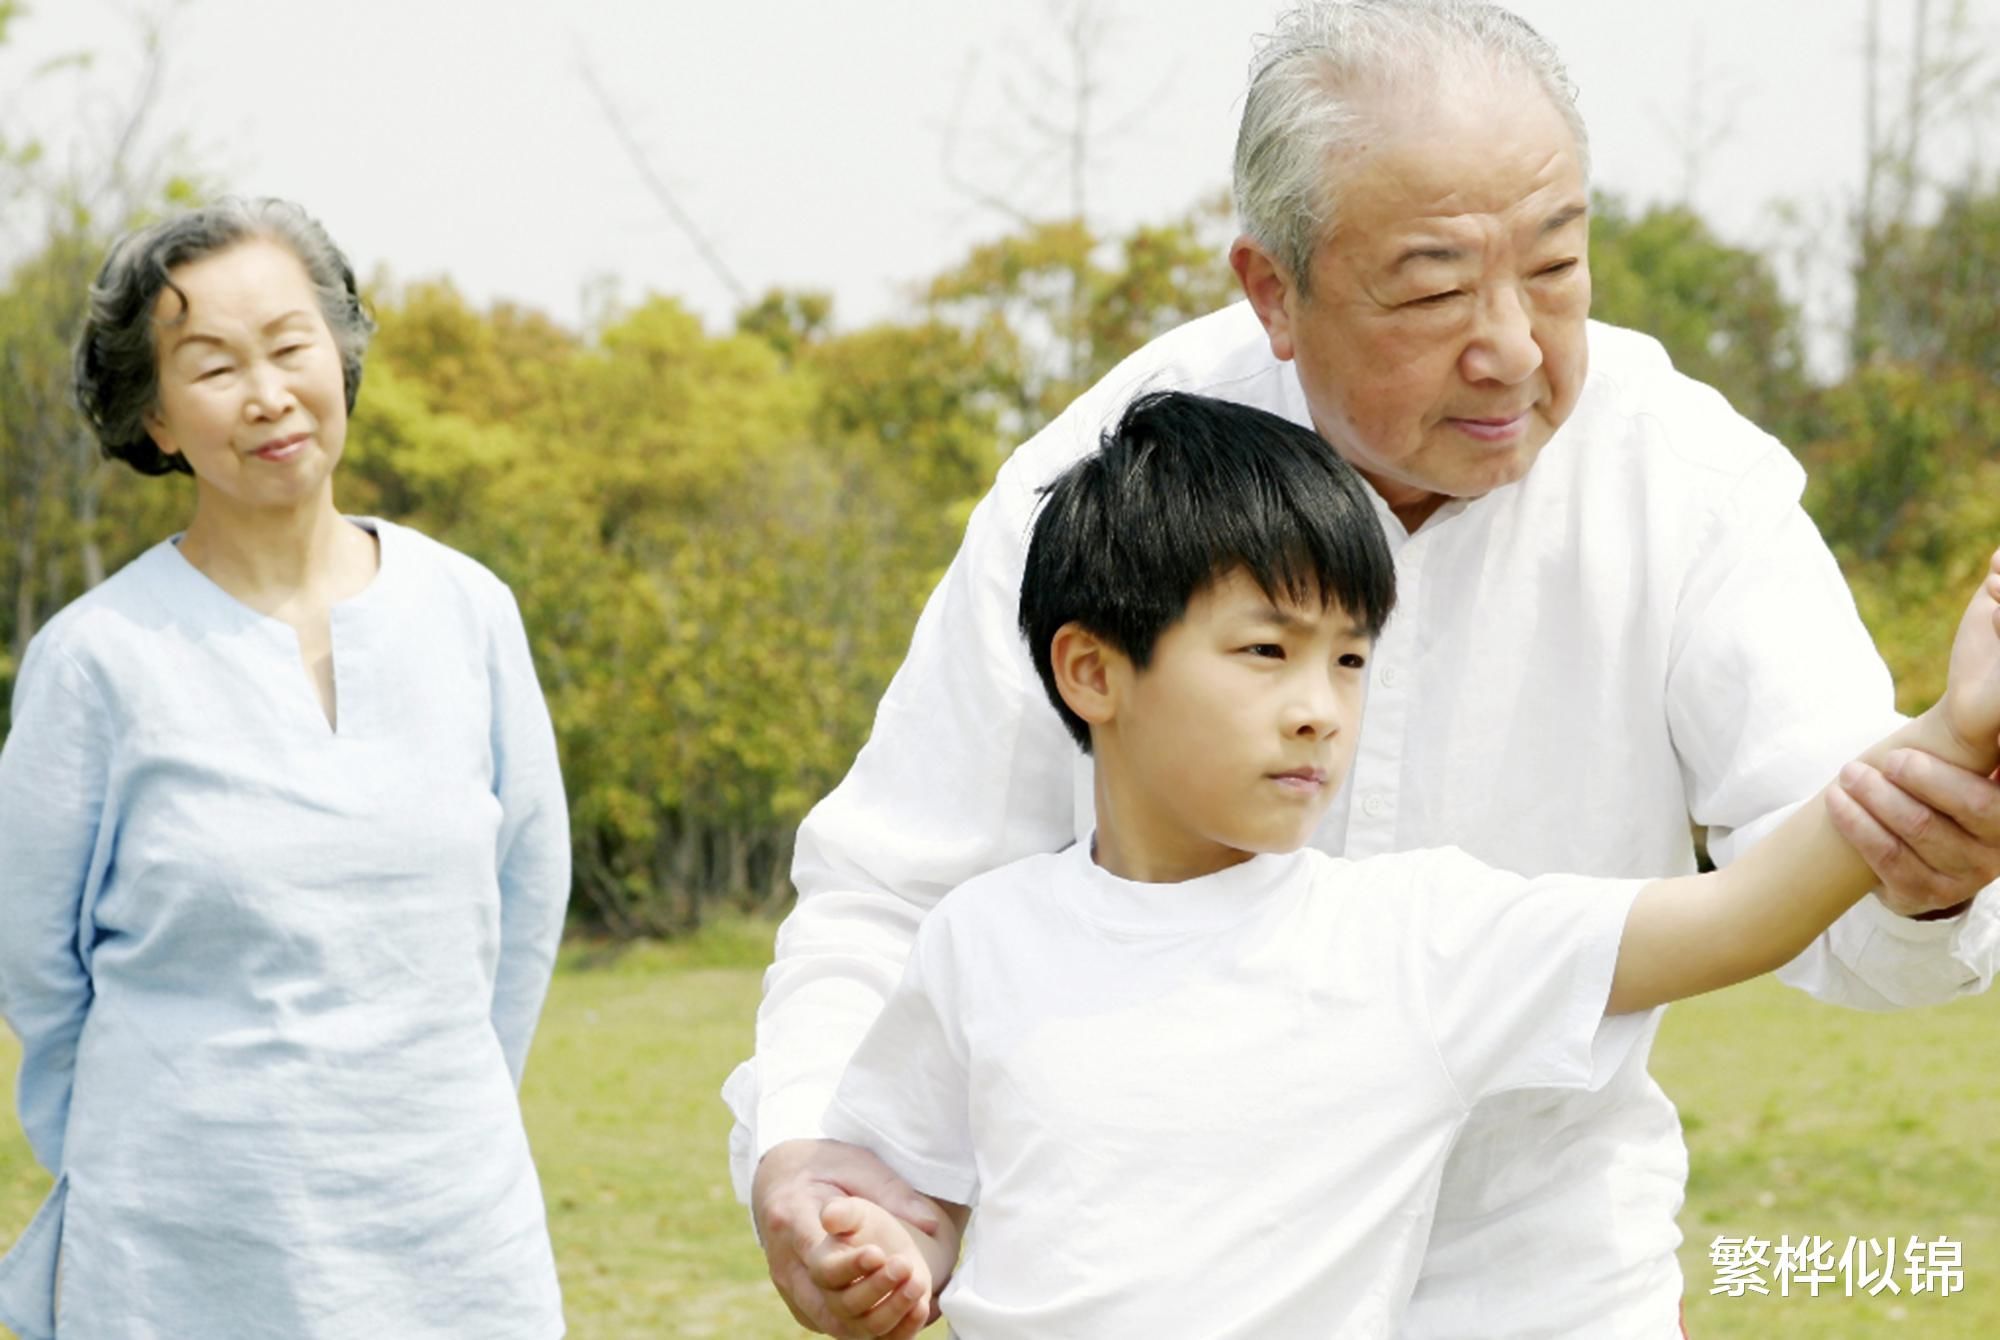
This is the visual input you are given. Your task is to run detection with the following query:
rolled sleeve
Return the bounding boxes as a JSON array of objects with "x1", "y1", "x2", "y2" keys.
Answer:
[{"x1": 1775, "y1": 885, "x2": 1997, "y2": 1010}]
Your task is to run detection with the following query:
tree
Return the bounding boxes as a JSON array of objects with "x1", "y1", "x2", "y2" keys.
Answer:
[
  {"x1": 1796, "y1": 361, "x2": 2000, "y2": 710},
  {"x1": 924, "y1": 195, "x2": 1239, "y2": 440},
  {"x1": 0, "y1": 7, "x2": 202, "y2": 716},
  {"x1": 1859, "y1": 179, "x2": 2000, "y2": 378},
  {"x1": 1587, "y1": 193, "x2": 1809, "y2": 435},
  {"x1": 1851, "y1": 0, "x2": 1998, "y2": 366},
  {"x1": 352, "y1": 280, "x2": 1017, "y2": 935}
]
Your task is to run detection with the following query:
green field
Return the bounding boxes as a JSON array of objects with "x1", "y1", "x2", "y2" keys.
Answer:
[{"x1": 2, "y1": 922, "x2": 1995, "y2": 1338}]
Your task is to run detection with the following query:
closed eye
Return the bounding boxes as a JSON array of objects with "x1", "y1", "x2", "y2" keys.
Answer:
[
  {"x1": 1538, "y1": 259, "x2": 1578, "y2": 277},
  {"x1": 1408, "y1": 290, "x2": 1464, "y2": 307}
]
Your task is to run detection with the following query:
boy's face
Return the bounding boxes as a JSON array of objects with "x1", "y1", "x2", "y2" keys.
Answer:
[{"x1": 1095, "y1": 567, "x2": 1372, "y2": 882}]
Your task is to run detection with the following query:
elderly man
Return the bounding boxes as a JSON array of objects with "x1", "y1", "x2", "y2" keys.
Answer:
[{"x1": 725, "y1": 2, "x2": 2000, "y2": 1335}]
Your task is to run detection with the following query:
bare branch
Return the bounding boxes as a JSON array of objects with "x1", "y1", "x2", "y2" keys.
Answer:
[
  {"x1": 936, "y1": 0, "x2": 1144, "y2": 229},
  {"x1": 939, "y1": 52, "x2": 1039, "y2": 229},
  {"x1": 573, "y1": 41, "x2": 750, "y2": 308},
  {"x1": 1645, "y1": 30, "x2": 1747, "y2": 211},
  {"x1": 91, "y1": 6, "x2": 171, "y2": 216}
]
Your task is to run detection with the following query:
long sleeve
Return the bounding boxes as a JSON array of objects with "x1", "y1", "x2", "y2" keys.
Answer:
[
  {"x1": 1667, "y1": 448, "x2": 1999, "y2": 1010},
  {"x1": 735, "y1": 476, "x2": 1082, "y2": 1168},
  {"x1": 484, "y1": 586, "x2": 571, "y2": 1088},
  {"x1": 0, "y1": 636, "x2": 112, "y2": 1172}
]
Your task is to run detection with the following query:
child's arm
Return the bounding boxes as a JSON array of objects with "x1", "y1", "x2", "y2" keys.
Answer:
[
  {"x1": 1610, "y1": 551, "x2": 2000, "y2": 1015},
  {"x1": 801, "y1": 1194, "x2": 970, "y2": 1339}
]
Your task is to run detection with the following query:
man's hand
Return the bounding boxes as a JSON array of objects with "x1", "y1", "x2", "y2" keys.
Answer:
[
  {"x1": 1828, "y1": 550, "x2": 2000, "y2": 920},
  {"x1": 753, "y1": 1139, "x2": 954, "y2": 1337}
]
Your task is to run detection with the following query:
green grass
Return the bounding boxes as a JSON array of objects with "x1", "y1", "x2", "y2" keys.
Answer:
[
  {"x1": 3, "y1": 926, "x2": 1996, "y2": 1338},
  {"x1": 1660, "y1": 975, "x2": 2000, "y2": 1338}
]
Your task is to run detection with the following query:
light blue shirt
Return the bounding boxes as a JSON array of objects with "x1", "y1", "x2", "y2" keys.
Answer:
[{"x1": 0, "y1": 519, "x2": 570, "y2": 1340}]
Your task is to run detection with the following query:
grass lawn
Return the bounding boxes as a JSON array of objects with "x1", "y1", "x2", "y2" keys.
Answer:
[{"x1": 3, "y1": 919, "x2": 1996, "y2": 1338}]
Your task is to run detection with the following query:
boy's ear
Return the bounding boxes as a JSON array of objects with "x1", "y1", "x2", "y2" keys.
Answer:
[{"x1": 1051, "y1": 622, "x2": 1122, "y2": 731}]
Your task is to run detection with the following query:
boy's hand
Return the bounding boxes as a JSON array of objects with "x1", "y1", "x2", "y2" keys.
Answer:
[
  {"x1": 754, "y1": 1139, "x2": 947, "y2": 1337},
  {"x1": 1941, "y1": 550, "x2": 2000, "y2": 765},
  {"x1": 804, "y1": 1196, "x2": 937, "y2": 1340}
]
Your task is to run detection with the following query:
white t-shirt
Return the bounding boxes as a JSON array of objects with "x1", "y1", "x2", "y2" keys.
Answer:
[
  {"x1": 825, "y1": 842, "x2": 1647, "y2": 1340},
  {"x1": 729, "y1": 305, "x2": 2000, "y2": 1338}
]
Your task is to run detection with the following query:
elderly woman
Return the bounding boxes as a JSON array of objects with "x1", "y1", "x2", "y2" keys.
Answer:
[{"x1": 0, "y1": 199, "x2": 570, "y2": 1339}]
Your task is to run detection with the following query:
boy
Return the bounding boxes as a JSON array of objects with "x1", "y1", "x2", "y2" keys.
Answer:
[{"x1": 801, "y1": 392, "x2": 2000, "y2": 1338}]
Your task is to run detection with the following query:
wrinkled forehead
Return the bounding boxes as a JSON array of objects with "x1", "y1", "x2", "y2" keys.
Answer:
[
  {"x1": 1318, "y1": 73, "x2": 1587, "y2": 252},
  {"x1": 1339, "y1": 52, "x2": 1584, "y2": 159}
]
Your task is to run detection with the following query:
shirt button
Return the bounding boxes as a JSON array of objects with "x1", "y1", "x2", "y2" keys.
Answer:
[
  {"x1": 1362, "y1": 793, "x2": 1389, "y2": 818},
  {"x1": 1379, "y1": 665, "x2": 1403, "y2": 688}
]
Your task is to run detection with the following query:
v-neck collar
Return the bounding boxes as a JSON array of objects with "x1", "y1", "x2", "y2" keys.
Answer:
[{"x1": 155, "y1": 517, "x2": 394, "y2": 737}]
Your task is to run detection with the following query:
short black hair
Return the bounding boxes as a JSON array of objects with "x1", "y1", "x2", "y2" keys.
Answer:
[{"x1": 1018, "y1": 389, "x2": 1397, "y2": 752}]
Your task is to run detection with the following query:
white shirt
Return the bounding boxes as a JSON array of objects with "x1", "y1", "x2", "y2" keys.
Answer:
[
  {"x1": 827, "y1": 842, "x2": 1646, "y2": 1340},
  {"x1": 724, "y1": 304, "x2": 2000, "y2": 1338}
]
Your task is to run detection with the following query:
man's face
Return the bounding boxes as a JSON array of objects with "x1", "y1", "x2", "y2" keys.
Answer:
[
  {"x1": 1234, "y1": 77, "x2": 1591, "y2": 527},
  {"x1": 1091, "y1": 569, "x2": 1372, "y2": 883}
]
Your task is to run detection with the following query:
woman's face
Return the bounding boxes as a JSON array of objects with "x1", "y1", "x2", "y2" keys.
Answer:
[{"x1": 143, "y1": 237, "x2": 349, "y2": 516}]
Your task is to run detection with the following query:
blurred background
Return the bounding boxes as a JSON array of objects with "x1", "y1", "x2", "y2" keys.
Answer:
[{"x1": 1, "y1": 1, "x2": 1997, "y2": 1335}]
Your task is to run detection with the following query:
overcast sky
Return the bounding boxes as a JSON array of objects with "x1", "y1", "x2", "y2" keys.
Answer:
[{"x1": 3, "y1": 0, "x2": 1995, "y2": 349}]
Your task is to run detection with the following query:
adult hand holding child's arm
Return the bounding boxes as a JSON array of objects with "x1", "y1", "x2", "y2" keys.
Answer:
[
  {"x1": 754, "y1": 1139, "x2": 957, "y2": 1336},
  {"x1": 1612, "y1": 548, "x2": 2000, "y2": 1015},
  {"x1": 1828, "y1": 744, "x2": 2000, "y2": 919},
  {"x1": 1832, "y1": 548, "x2": 2000, "y2": 924},
  {"x1": 1827, "y1": 557, "x2": 2000, "y2": 918}
]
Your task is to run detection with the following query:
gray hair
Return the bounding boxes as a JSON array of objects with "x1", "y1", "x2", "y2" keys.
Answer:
[
  {"x1": 1233, "y1": 0, "x2": 1590, "y2": 294},
  {"x1": 74, "y1": 197, "x2": 375, "y2": 476}
]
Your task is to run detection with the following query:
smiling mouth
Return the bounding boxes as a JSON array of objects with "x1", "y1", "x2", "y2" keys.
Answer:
[{"x1": 253, "y1": 433, "x2": 310, "y2": 460}]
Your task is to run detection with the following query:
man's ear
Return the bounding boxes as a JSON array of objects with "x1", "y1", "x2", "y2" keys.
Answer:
[
  {"x1": 1051, "y1": 622, "x2": 1123, "y2": 733},
  {"x1": 1230, "y1": 234, "x2": 1299, "y2": 364}
]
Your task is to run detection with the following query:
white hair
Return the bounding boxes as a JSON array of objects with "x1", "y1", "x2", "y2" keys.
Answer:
[{"x1": 1233, "y1": 0, "x2": 1591, "y2": 292}]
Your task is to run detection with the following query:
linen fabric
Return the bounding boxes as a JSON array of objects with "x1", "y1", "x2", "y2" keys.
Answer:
[
  {"x1": 724, "y1": 303, "x2": 2000, "y2": 1339},
  {"x1": 0, "y1": 519, "x2": 570, "y2": 1340},
  {"x1": 827, "y1": 842, "x2": 1647, "y2": 1339}
]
